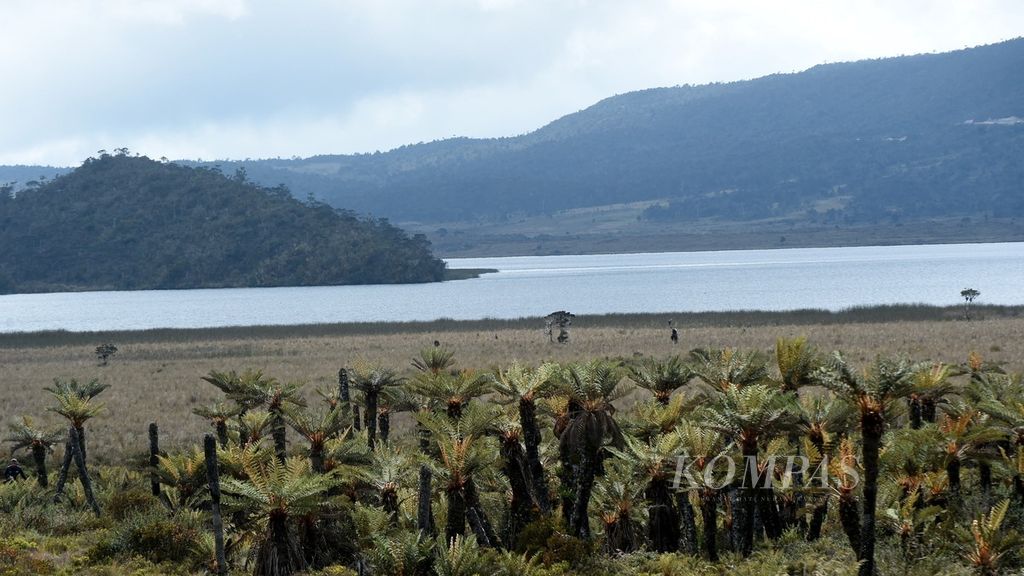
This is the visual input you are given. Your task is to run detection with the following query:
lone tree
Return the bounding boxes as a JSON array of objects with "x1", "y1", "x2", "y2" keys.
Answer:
[
  {"x1": 960, "y1": 288, "x2": 981, "y2": 320},
  {"x1": 545, "y1": 310, "x2": 576, "y2": 344},
  {"x1": 95, "y1": 344, "x2": 117, "y2": 366}
]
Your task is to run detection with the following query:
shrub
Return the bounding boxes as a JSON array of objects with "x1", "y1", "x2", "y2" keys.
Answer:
[
  {"x1": 0, "y1": 535, "x2": 56, "y2": 575},
  {"x1": 104, "y1": 488, "x2": 160, "y2": 521},
  {"x1": 88, "y1": 509, "x2": 210, "y2": 570}
]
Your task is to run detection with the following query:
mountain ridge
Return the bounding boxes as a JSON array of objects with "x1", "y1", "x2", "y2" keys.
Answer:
[{"x1": 3, "y1": 38, "x2": 1022, "y2": 256}]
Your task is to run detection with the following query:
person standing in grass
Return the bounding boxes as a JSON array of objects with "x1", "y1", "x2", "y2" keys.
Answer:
[{"x1": 3, "y1": 458, "x2": 27, "y2": 482}]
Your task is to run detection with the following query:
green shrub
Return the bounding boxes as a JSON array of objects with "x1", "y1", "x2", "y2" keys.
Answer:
[
  {"x1": 539, "y1": 531, "x2": 598, "y2": 569},
  {"x1": 304, "y1": 567, "x2": 359, "y2": 576},
  {"x1": 103, "y1": 488, "x2": 160, "y2": 521},
  {"x1": 0, "y1": 535, "x2": 56, "y2": 575},
  {"x1": 515, "y1": 515, "x2": 559, "y2": 554},
  {"x1": 87, "y1": 509, "x2": 209, "y2": 570}
]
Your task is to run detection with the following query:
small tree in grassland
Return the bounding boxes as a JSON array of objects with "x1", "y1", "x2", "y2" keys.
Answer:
[
  {"x1": 95, "y1": 344, "x2": 118, "y2": 366},
  {"x1": 961, "y1": 288, "x2": 981, "y2": 320},
  {"x1": 545, "y1": 310, "x2": 575, "y2": 344}
]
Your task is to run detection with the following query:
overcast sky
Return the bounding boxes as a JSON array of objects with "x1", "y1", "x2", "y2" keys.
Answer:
[{"x1": 2, "y1": 0, "x2": 1022, "y2": 166}]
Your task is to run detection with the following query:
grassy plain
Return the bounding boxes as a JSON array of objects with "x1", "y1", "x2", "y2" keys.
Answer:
[{"x1": 2, "y1": 305, "x2": 1022, "y2": 463}]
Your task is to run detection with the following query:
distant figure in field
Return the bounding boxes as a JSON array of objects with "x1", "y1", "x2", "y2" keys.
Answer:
[
  {"x1": 433, "y1": 340, "x2": 440, "y2": 347},
  {"x1": 3, "y1": 458, "x2": 26, "y2": 483},
  {"x1": 670, "y1": 328, "x2": 679, "y2": 344}
]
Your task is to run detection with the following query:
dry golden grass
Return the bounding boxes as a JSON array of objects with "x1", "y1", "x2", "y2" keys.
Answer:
[{"x1": 2, "y1": 310, "x2": 1022, "y2": 462}]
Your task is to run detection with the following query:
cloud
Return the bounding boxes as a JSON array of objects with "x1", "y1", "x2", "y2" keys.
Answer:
[{"x1": 1, "y1": 0, "x2": 1022, "y2": 165}]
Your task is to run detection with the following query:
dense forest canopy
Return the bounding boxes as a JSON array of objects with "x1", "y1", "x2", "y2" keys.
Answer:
[{"x1": 0, "y1": 154, "x2": 446, "y2": 294}]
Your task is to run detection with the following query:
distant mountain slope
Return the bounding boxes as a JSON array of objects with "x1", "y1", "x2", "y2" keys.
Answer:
[
  {"x1": 187, "y1": 38, "x2": 1024, "y2": 225},
  {"x1": 0, "y1": 154, "x2": 445, "y2": 294}
]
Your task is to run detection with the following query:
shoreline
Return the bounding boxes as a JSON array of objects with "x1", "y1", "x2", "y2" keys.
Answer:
[{"x1": 2, "y1": 303, "x2": 1019, "y2": 345}]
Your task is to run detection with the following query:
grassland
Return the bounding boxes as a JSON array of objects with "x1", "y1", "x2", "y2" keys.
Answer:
[
  {"x1": 2, "y1": 305, "x2": 1022, "y2": 463},
  {"x1": 417, "y1": 208, "x2": 1024, "y2": 257}
]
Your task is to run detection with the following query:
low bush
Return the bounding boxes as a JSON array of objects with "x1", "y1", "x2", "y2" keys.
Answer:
[{"x1": 87, "y1": 509, "x2": 210, "y2": 570}]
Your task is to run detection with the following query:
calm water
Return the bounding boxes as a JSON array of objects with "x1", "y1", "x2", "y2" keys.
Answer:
[{"x1": 1, "y1": 242, "x2": 1021, "y2": 333}]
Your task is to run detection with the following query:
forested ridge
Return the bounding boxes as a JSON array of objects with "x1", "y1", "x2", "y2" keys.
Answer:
[
  {"x1": 3, "y1": 39, "x2": 1022, "y2": 246},
  {"x1": 0, "y1": 154, "x2": 446, "y2": 294},
  {"x1": 186, "y1": 38, "x2": 1024, "y2": 225}
]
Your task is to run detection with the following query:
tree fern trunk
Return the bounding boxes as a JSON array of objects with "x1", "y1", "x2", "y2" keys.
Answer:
[
  {"x1": 921, "y1": 398, "x2": 937, "y2": 423},
  {"x1": 378, "y1": 411, "x2": 390, "y2": 445},
  {"x1": 446, "y1": 487, "x2": 467, "y2": 545},
  {"x1": 338, "y1": 368, "x2": 350, "y2": 405},
  {"x1": 257, "y1": 512, "x2": 305, "y2": 576},
  {"x1": 465, "y1": 478, "x2": 501, "y2": 549},
  {"x1": 520, "y1": 399, "x2": 551, "y2": 513},
  {"x1": 418, "y1": 465, "x2": 435, "y2": 535},
  {"x1": 558, "y1": 444, "x2": 576, "y2": 528},
  {"x1": 647, "y1": 478, "x2": 680, "y2": 552},
  {"x1": 68, "y1": 427, "x2": 100, "y2": 516},
  {"x1": 806, "y1": 497, "x2": 828, "y2": 541},
  {"x1": 501, "y1": 436, "x2": 536, "y2": 548},
  {"x1": 311, "y1": 445, "x2": 325, "y2": 474},
  {"x1": 603, "y1": 516, "x2": 638, "y2": 553},
  {"x1": 75, "y1": 424, "x2": 87, "y2": 464},
  {"x1": 759, "y1": 486, "x2": 783, "y2": 541},
  {"x1": 271, "y1": 408, "x2": 287, "y2": 462},
  {"x1": 382, "y1": 487, "x2": 399, "y2": 527},
  {"x1": 739, "y1": 449, "x2": 757, "y2": 556},
  {"x1": 839, "y1": 491, "x2": 861, "y2": 558},
  {"x1": 466, "y1": 505, "x2": 492, "y2": 547},
  {"x1": 724, "y1": 486, "x2": 743, "y2": 553},
  {"x1": 980, "y1": 462, "x2": 993, "y2": 506},
  {"x1": 570, "y1": 450, "x2": 596, "y2": 539},
  {"x1": 416, "y1": 419, "x2": 436, "y2": 536},
  {"x1": 859, "y1": 417, "x2": 883, "y2": 576},
  {"x1": 365, "y1": 392, "x2": 378, "y2": 451},
  {"x1": 31, "y1": 444, "x2": 48, "y2": 488},
  {"x1": 677, "y1": 491, "x2": 699, "y2": 555},
  {"x1": 215, "y1": 421, "x2": 229, "y2": 449},
  {"x1": 700, "y1": 489, "x2": 719, "y2": 562},
  {"x1": 149, "y1": 423, "x2": 160, "y2": 497},
  {"x1": 947, "y1": 458, "x2": 961, "y2": 497},
  {"x1": 908, "y1": 398, "x2": 922, "y2": 430},
  {"x1": 203, "y1": 435, "x2": 228, "y2": 576},
  {"x1": 53, "y1": 438, "x2": 73, "y2": 502}
]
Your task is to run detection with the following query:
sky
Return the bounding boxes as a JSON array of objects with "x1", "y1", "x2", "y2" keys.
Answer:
[{"x1": 2, "y1": 0, "x2": 1023, "y2": 166}]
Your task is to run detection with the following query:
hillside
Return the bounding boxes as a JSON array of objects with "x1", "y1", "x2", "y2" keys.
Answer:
[
  {"x1": 4, "y1": 39, "x2": 1023, "y2": 256},
  {"x1": 190, "y1": 39, "x2": 1024, "y2": 243},
  {"x1": 0, "y1": 154, "x2": 446, "y2": 294}
]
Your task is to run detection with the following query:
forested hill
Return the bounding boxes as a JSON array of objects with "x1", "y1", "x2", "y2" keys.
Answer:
[
  {"x1": 0, "y1": 154, "x2": 446, "y2": 294},
  {"x1": 179, "y1": 38, "x2": 1024, "y2": 225}
]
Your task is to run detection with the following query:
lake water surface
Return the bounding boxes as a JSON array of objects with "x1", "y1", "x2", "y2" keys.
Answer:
[{"x1": 1, "y1": 242, "x2": 1021, "y2": 333}]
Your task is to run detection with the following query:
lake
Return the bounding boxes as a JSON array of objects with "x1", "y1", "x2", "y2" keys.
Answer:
[{"x1": 1, "y1": 242, "x2": 1021, "y2": 333}]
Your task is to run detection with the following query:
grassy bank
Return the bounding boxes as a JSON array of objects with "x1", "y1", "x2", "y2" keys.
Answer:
[
  {"x1": 2, "y1": 304, "x2": 1022, "y2": 463},
  {"x1": 442, "y1": 267, "x2": 498, "y2": 281}
]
